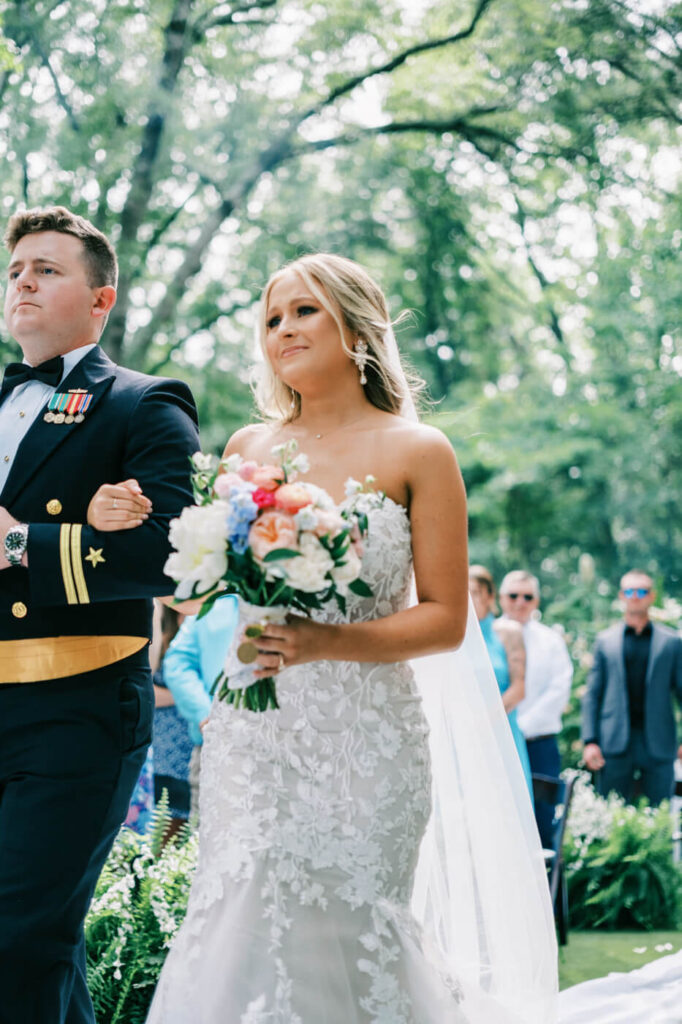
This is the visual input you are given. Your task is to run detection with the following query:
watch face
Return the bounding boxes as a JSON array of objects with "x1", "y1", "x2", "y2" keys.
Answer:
[
  {"x1": 6, "y1": 531, "x2": 25, "y2": 553},
  {"x1": 5, "y1": 525, "x2": 28, "y2": 562}
]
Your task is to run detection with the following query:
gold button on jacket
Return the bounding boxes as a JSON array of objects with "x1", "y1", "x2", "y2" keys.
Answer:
[
  {"x1": 46, "y1": 499, "x2": 63, "y2": 516},
  {"x1": 11, "y1": 602, "x2": 28, "y2": 619}
]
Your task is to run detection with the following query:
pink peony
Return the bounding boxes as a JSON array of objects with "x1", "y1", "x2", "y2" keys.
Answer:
[
  {"x1": 249, "y1": 509, "x2": 298, "y2": 560},
  {"x1": 214, "y1": 472, "x2": 246, "y2": 499},
  {"x1": 238, "y1": 460, "x2": 258, "y2": 481},
  {"x1": 274, "y1": 483, "x2": 314, "y2": 514},
  {"x1": 251, "y1": 464, "x2": 285, "y2": 491}
]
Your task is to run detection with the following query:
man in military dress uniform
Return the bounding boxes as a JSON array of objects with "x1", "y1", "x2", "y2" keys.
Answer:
[{"x1": 0, "y1": 206, "x2": 200, "y2": 1024}]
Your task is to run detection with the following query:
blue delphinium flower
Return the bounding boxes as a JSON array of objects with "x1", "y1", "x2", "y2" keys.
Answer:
[{"x1": 226, "y1": 487, "x2": 258, "y2": 555}]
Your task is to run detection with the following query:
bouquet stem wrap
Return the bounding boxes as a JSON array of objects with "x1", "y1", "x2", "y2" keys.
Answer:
[{"x1": 214, "y1": 600, "x2": 289, "y2": 711}]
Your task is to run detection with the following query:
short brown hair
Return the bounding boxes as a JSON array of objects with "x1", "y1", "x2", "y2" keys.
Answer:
[
  {"x1": 469, "y1": 564, "x2": 496, "y2": 597},
  {"x1": 4, "y1": 205, "x2": 117, "y2": 288}
]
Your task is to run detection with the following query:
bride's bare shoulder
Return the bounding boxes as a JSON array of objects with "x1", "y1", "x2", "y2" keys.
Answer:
[
  {"x1": 222, "y1": 422, "x2": 275, "y2": 459},
  {"x1": 387, "y1": 418, "x2": 458, "y2": 460}
]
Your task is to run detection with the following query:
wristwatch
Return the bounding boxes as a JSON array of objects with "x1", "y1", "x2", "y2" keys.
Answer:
[{"x1": 4, "y1": 522, "x2": 29, "y2": 566}]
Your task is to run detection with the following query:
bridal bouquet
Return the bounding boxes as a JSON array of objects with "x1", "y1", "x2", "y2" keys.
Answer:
[{"x1": 164, "y1": 440, "x2": 382, "y2": 711}]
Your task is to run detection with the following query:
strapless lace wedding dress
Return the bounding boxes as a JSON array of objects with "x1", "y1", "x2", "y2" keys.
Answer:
[{"x1": 146, "y1": 498, "x2": 468, "y2": 1023}]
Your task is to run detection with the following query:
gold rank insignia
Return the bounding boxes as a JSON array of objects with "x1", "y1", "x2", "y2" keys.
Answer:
[{"x1": 85, "y1": 547, "x2": 106, "y2": 567}]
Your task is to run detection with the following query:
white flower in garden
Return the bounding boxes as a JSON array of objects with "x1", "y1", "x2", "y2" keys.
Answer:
[
  {"x1": 165, "y1": 502, "x2": 229, "y2": 598},
  {"x1": 272, "y1": 533, "x2": 334, "y2": 592},
  {"x1": 345, "y1": 477, "x2": 362, "y2": 498}
]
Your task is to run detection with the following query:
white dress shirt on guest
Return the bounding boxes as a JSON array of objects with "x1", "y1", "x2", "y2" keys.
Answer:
[
  {"x1": 0, "y1": 344, "x2": 96, "y2": 492},
  {"x1": 507, "y1": 617, "x2": 573, "y2": 739}
]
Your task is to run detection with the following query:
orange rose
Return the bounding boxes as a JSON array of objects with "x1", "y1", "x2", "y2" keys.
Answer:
[
  {"x1": 251, "y1": 464, "x2": 285, "y2": 491},
  {"x1": 249, "y1": 509, "x2": 298, "y2": 560},
  {"x1": 274, "y1": 483, "x2": 314, "y2": 514}
]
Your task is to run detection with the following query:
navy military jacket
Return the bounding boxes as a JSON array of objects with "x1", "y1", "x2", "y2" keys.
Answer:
[{"x1": 0, "y1": 345, "x2": 199, "y2": 647}]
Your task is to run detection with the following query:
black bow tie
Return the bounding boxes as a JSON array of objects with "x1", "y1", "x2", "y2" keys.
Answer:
[{"x1": 1, "y1": 356, "x2": 64, "y2": 395}]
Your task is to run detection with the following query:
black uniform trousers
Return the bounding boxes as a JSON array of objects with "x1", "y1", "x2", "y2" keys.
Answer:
[{"x1": 0, "y1": 650, "x2": 153, "y2": 1024}]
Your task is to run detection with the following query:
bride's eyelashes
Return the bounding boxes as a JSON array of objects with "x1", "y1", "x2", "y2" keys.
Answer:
[{"x1": 266, "y1": 305, "x2": 318, "y2": 330}]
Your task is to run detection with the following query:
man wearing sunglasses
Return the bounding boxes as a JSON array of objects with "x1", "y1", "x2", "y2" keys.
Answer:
[
  {"x1": 582, "y1": 570, "x2": 682, "y2": 804},
  {"x1": 499, "y1": 570, "x2": 573, "y2": 849}
]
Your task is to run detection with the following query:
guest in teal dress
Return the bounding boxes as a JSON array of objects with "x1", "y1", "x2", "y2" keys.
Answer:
[{"x1": 469, "y1": 565, "x2": 533, "y2": 801}]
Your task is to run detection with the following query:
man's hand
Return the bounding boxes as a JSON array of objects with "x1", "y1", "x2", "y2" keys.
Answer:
[
  {"x1": 583, "y1": 742, "x2": 605, "y2": 772},
  {"x1": 0, "y1": 506, "x2": 22, "y2": 570}
]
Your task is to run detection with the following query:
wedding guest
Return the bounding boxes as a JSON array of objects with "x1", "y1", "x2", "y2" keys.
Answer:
[
  {"x1": 163, "y1": 596, "x2": 238, "y2": 818},
  {"x1": 151, "y1": 604, "x2": 194, "y2": 839},
  {"x1": 0, "y1": 205, "x2": 199, "y2": 1024},
  {"x1": 499, "y1": 569, "x2": 573, "y2": 849},
  {"x1": 469, "y1": 565, "x2": 533, "y2": 799},
  {"x1": 582, "y1": 569, "x2": 682, "y2": 804}
]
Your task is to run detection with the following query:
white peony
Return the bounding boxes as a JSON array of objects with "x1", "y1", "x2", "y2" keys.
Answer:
[
  {"x1": 164, "y1": 502, "x2": 229, "y2": 598},
  {"x1": 271, "y1": 532, "x2": 334, "y2": 593}
]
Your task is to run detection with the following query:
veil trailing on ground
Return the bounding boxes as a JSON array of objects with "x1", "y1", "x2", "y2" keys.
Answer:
[{"x1": 383, "y1": 326, "x2": 558, "y2": 1023}]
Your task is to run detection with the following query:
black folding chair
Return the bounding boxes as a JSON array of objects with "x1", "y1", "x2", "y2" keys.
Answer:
[
  {"x1": 672, "y1": 778, "x2": 682, "y2": 863},
  {"x1": 532, "y1": 773, "x2": 576, "y2": 946}
]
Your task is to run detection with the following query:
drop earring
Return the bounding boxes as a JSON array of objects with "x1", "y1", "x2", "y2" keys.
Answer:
[{"x1": 354, "y1": 339, "x2": 368, "y2": 386}]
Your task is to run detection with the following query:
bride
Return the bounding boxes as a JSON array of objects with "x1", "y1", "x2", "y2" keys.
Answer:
[{"x1": 90, "y1": 254, "x2": 557, "y2": 1022}]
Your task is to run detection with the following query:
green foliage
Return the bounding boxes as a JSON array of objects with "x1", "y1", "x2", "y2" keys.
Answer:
[
  {"x1": 564, "y1": 774, "x2": 682, "y2": 930},
  {"x1": 85, "y1": 795, "x2": 197, "y2": 1024},
  {"x1": 0, "y1": 0, "x2": 680, "y2": 587}
]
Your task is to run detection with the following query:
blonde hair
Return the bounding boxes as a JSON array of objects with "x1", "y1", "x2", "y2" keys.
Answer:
[{"x1": 253, "y1": 253, "x2": 424, "y2": 422}]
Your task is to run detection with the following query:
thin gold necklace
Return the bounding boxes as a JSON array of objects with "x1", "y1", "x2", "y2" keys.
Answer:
[{"x1": 297, "y1": 412, "x2": 367, "y2": 441}]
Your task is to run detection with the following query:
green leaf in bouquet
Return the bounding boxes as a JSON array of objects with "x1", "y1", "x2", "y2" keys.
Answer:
[
  {"x1": 348, "y1": 578, "x2": 373, "y2": 597},
  {"x1": 263, "y1": 548, "x2": 301, "y2": 562}
]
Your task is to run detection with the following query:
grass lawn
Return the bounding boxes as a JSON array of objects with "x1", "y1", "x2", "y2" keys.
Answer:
[{"x1": 559, "y1": 930, "x2": 682, "y2": 990}]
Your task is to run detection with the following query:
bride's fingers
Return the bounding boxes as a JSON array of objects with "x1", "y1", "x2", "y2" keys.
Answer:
[{"x1": 87, "y1": 483, "x2": 152, "y2": 530}]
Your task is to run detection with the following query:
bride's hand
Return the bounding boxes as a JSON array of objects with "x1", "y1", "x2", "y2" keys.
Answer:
[
  {"x1": 87, "y1": 478, "x2": 153, "y2": 531},
  {"x1": 250, "y1": 615, "x2": 334, "y2": 677}
]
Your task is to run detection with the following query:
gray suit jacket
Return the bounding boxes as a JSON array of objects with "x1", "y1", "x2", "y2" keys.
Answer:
[{"x1": 581, "y1": 622, "x2": 682, "y2": 761}]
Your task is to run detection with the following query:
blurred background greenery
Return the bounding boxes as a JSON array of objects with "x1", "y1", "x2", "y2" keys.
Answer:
[{"x1": 1, "y1": 0, "x2": 680, "y2": 615}]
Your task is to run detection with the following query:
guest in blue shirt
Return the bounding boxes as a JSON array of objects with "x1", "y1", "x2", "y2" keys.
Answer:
[
  {"x1": 469, "y1": 565, "x2": 533, "y2": 801},
  {"x1": 162, "y1": 596, "x2": 238, "y2": 817}
]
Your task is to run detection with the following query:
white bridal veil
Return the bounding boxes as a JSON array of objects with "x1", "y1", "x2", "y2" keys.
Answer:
[{"x1": 384, "y1": 327, "x2": 558, "y2": 1024}]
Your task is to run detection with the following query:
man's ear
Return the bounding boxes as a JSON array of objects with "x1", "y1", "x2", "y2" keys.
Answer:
[{"x1": 92, "y1": 285, "x2": 117, "y2": 321}]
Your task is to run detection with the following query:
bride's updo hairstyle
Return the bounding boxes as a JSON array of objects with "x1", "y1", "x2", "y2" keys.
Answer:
[{"x1": 254, "y1": 253, "x2": 424, "y2": 422}]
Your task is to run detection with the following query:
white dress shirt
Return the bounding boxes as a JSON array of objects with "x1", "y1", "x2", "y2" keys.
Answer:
[
  {"x1": 0, "y1": 344, "x2": 97, "y2": 494},
  {"x1": 506, "y1": 617, "x2": 574, "y2": 739}
]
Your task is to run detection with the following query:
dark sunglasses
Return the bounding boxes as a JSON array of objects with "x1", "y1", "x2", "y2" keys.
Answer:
[
  {"x1": 623, "y1": 587, "x2": 650, "y2": 598},
  {"x1": 505, "y1": 593, "x2": 534, "y2": 602}
]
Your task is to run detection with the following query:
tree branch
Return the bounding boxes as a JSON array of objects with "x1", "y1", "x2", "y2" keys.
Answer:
[
  {"x1": 512, "y1": 195, "x2": 571, "y2": 364},
  {"x1": 192, "y1": 0, "x2": 278, "y2": 37},
  {"x1": 144, "y1": 297, "x2": 255, "y2": 375},
  {"x1": 107, "y1": 0, "x2": 197, "y2": 360},
  {"x1": 290, "y1": 111, "x2": 520, "y2": 158},
  {"x1": 26, "y1": 30, "x2": 80, "y2": 132},
  {"x1": 121, "y1": 1, "x2": 497, "y2": 363},
  {"x1": 299, "y1": 0, "x2": 495, "y2": 123}
]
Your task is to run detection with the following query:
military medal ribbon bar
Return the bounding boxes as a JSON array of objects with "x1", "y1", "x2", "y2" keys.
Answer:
[{"x1": 44, "y1": 390, "x2": 93, "y2": 424}]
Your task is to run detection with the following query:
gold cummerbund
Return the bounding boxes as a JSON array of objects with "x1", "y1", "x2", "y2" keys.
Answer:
[{"x1": 0, "y1": 635, "x2": 149, "y2": 683}]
